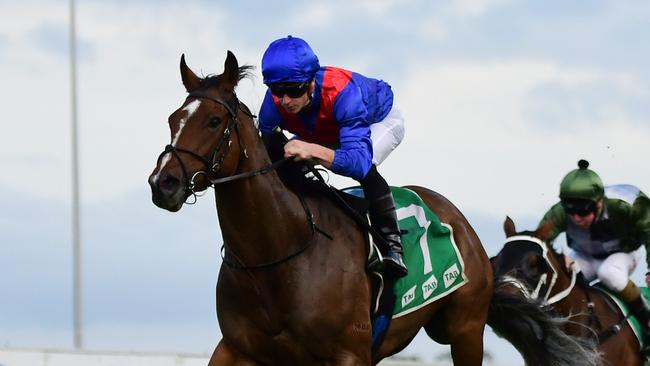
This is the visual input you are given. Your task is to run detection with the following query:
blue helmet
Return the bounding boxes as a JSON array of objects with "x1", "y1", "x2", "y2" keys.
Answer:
[{"x1": 262, "y1": 36, "x2": 320, "y2": 84}]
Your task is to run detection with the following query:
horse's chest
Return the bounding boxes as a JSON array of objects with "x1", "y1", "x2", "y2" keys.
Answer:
[
  {"x1": 224, "y1": 323, "x2": 334, "y2": 365},
  {"x1": 215, "y1": 244, "x2": 370, "y2": 363},
  {"x1": 217, "y1": 288, "x2": 360, "y2": 364}
]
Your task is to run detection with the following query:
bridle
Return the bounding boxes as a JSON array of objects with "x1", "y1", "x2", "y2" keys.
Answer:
[
  {"x1": 155, "y1": 91, "x2": 288, "y2": 203},
  {"x1": 501, "y1": 235, "x2": 577, "y2": 305}
]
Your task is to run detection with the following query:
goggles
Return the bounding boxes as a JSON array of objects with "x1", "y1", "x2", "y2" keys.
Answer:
[
  {"x1": 561, "y1": 199, "x2": 597, "y2": 217},
  {"x1": 269, "y1": 82, "x2": 309, "y2": 98}
]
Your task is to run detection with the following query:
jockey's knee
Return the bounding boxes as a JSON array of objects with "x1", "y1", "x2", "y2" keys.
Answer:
[
  {"x1": 574, "y1": 257, "x2": 598, "y2": 281},
  {"x1": 597, "y1": 263, "x2": 628, "y2": 291}
]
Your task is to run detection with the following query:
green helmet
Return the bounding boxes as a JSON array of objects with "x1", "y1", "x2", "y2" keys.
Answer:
[{"x1": 559, "y1": 159, "x2": 604, "y2": 202}]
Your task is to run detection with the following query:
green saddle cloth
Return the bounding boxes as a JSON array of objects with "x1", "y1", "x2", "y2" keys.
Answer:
[
  {"x1": 592, "y1": 282, "x2": 650, "y2": 347},
  {"x1": 344, "y1": 186, "x2": 468, "y2": 317},
  {"x1": 391, "y1": 187, "x2": 467, "y2": 317}
]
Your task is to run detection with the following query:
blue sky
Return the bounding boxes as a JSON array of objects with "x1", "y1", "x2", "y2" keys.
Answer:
[{"x1": 1, "y1": 0, "x2": 650, "y2": 364}]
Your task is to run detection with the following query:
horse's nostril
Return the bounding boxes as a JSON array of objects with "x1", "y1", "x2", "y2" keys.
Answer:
[{"x1": 159, "y1": 174, "x2": 181, "y2": 194}]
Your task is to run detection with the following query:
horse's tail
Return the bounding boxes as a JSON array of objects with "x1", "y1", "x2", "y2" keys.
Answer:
[{"x1": 487, "y1": 278, "x2": 602, "y2": 366}]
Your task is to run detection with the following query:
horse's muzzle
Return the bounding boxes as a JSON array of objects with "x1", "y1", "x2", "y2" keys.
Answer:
[{"x1": 148, "y1": 170, "x2": 186, "y2": 212}]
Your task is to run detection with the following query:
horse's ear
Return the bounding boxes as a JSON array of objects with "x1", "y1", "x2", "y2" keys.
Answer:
[
  {"x1": 503, "y1": 216, "x2": 517, "y2": 237},
  {"x1": 535, "y1": 220, "x2": 555, "y2": 242},
  {"x1": 180, "y1": 54, "x2": 200, "y2": 92},
  {"x1": 223, "y1": 50, "x2": 239, "y2": 88}
]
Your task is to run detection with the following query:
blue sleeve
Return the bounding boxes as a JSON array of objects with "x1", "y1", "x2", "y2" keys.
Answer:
[
  {"x1": 258, "y1": 90, "x2": 284, "y2": 135},
  {"x1": 329, "y1": 84, "x2": 373, "y2": 180}
]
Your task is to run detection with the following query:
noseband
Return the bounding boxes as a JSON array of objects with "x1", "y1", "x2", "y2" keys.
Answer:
[{"x1": 501, "y1": 235, "x2": 577, "y2": 305}]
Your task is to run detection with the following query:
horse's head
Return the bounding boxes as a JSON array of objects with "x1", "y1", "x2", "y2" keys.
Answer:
[
  {"x1": 148, "y1": 52, "x2": 253, "y2": 211},
  {"x1": 491, "y1": 217, "x2": 551, "y2": 279},
  {"x1": 491, "y1": 217, "x2": 571, "y2": 303}
]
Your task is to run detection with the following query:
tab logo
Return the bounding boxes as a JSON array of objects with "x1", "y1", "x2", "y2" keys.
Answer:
[
  {"x1": 401, "y1": 285, "x2": 417, "y2": 308},
  {"x1": 422, "y1": 274, "x2": 438, "y2": 300},
  {"x1": 443, "y1": 263, "x2": 460, "y2": 288}
]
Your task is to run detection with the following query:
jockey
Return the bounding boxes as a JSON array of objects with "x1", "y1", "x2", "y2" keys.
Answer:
[
  {"x1": 258, "y1": 35, "x2": 407, "y2": 278},
  {"x1": 539, "y1": 159, "x2": 650, "y2": 348}
]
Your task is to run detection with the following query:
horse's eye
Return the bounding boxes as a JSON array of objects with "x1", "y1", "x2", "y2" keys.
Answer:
[{"x1": 209, "y1": 117, "x2": 222, "y2": 128}]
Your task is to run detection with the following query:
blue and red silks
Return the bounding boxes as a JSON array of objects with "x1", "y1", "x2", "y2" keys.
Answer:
[{"x1": 259, "y1": 66, "x2": 394, "y2": 180}]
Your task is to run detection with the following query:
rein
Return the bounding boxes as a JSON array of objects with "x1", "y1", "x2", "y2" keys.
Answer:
[{"x1": 209, "y1": 157, "x2": 291, "y2": 185}]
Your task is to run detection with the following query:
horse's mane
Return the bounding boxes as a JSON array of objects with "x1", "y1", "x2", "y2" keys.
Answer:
[{"x1": 200, "y1": 65, "x2": 255, "y2": 88}]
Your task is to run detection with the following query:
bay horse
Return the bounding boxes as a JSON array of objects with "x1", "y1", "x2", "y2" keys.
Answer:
[
  {"x1": 492, "y1": 217, "x2": 642, "y2": 366},
  {"x1": 148, "y1": 51, "x2": 597, "y2": 365}
]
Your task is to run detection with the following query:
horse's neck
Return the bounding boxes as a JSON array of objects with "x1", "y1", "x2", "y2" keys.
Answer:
[
  {"x1": 214, "y1": 120, "x2": 312, "y2": 264},
  {"x1": 556, "y1": 282, "x2": 614, "y2": 337}
]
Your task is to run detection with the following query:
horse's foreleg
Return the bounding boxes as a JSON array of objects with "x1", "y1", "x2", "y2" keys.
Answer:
[
  {"x1": 208, "y1": 342, "x2": 368, "y2": 366},
  {"x1": 444, "y1": 294, "x2": 489, "y2": 366},
  {"x1": 449, "y1": 323, "x2": 485, "y2": 366},
  {"x1": 330, "y1": 352, "x2": 370, "y2": 366},
  {"x1": 208, "y1": 340, "x2": 258, "y2": 366}
]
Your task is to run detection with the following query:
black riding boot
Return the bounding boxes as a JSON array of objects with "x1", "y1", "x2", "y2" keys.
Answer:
[
  {"x1": 620, "y1": 281, "x2": 650, "y2": 355},
  {"x1": 361, "y1": 165, "x2": 408, "y2": 278}
]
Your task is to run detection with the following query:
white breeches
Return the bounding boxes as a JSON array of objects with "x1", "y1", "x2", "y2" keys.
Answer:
[
  {"x1": 573, "y1": 250, "x2": 641, "y2": 291},
  {"x1": 370, "y1": 106, "x2": 405, "y2": 166}
]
